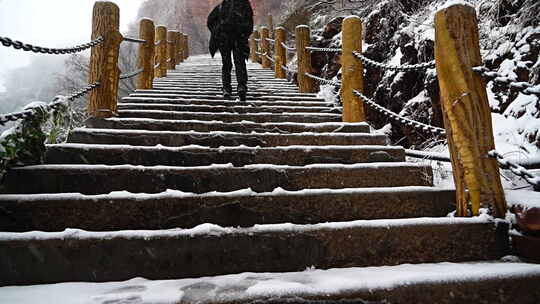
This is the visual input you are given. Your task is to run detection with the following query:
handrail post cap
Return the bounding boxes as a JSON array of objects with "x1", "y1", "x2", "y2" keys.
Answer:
[{"x1": 344, "y1": 15, "x2": 362, "y2": 21}]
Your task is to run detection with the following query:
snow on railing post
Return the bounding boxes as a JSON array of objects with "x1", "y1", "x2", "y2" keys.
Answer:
[
  {"x1": 261, "y1": 27, "x2": 271, "y2": 69},
  {"x1": 250, "y1": 30, "x2": 260, "y2": 63},
  {"x1": 88, "y1": 1, "x2": 123, "y2": 118},
  {"x1": 184, "y1": 34, "x2": 189, "y2": 59},
  {"x1": 435, "y1": 3, "x2": 506, "y2": 218},
  {"x1": 296, "y1": 25, "x2": 316, "y2": 93},
  {"x1": 167, "y1": 31, "x2": 177, "y2": 70},
  {"x1": 274, "y1": 27, "x2": 287, "y2": 79},
  {"x1": 155, "y1": 26, "x2": 168, "y2": 78},
  {"x1": 341, "y1": 16, "x2": 365, "y2": 122},
  {"x1": 136, "y1": 18, "x2": 155, "y2": 90},
  {"x1": 175, "y1": 32, "x2": 183, "y2": 65}
]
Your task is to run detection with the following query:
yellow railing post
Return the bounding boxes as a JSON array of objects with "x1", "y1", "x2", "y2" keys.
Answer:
[
  {"x1": 184, "y1": 34, "x2": 189, "y2": 59},
  {"x1": 136, "y1": 18, "x2": 155, "y2": 90},
  {"x1": 175, "y1": 31, "x2": 183, "y2": 65},
  {"x1": 274, "y1": 27, "x2": 287, "y2": 79},
  {"x1": 295, "y1": 25, "x2": 316, "y2": 93},
  {"x1": 341, "y1": 16, "x2": 365, "y2": 122},
  {"x1": 88, "y1": 1, "x2": 123, "y2": 118},
  {"x1": 261, "y1": 27, "x2": 271, "y2": 68},
  {"x1": 250, "y1": 31, "x2": 260, "y2": 63},
  {"x1": 435, "y1": 4, "x2": 506, "y2": 217},
  {"x1": 154, "y1": 26, "x2": 167, "y2": 78},
  {"x1": 167, "y1": 30, "x2": 177, "y2": 70}
]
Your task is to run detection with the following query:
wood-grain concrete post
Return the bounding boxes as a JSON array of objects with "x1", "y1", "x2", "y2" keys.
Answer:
[
  {"x1": 88, "y1": 1, "x2": 123, "y2": 118},
  {"x1": 261, "y1": 27, "x2": 271, "y2": 68},
  {"x1": 341, "y1": 16, "x2": 365, "y2": 122},
  {"x1": 136, "y1": 18, "x2": 155, "y2": 90},
  {"x1": 295, "y1": 25, "x2": 316, "y2": 93},
  {"x1": 435, "y1": 4, "x2": 506, "y2": 217},
  {"x1": 184, "y1": 34, "x2": 189, "y2": 59},
  {"x1": 154, "y1": 26, "x2": 167, "y2": 78},
  {"x1": 250, "y1": 31, "x2": 260, "y2": 63},
  {"x1": 167, "y1": 30, "x2": 177, "y2": 70},
  {"x1": 176, "y1": 32, "x2": 184, "y2": 64},
  {"x1": 274, "y1": 27, "x2": 287, "y2": 79}
]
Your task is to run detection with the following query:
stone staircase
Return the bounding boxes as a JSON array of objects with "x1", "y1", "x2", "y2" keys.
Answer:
[{"x1": 1, "y1": 56, "x2": 540, "y2": 303}]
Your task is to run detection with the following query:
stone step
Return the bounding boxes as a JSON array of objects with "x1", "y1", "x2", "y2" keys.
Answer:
[
  {"x1": 121, "y1": 97, "x2": 331, "y2": 108},
  {"x1": 118, "y1": 110, "x2": 341, "y2": 124},
  {"x1": 0, "y1": 217, "x2": 508, "y2": 286},
  {"x1": 86, "y1": 118, "x2": 367, "y2": 133},
  {"x1": 117, "y1": 103, "x2": 339, "y2": 114},
  {"x1": 44, "y1": 144, "x2": 405, "y2": 166},
  {"x1": 140, "y1": 89, "x2": 310, "y2": 97},
  {"x1": 129, "y1": 93, "x2": 324, "y2": 102},
  {"x1": 3, "y1": 261, "x2": 537, "y2": 303},
  {"x1": 0, "y1": 187, "x2": 454, "y2": 232},
  {"x1": 1, "y1": 162, "x2": 433, "y2": 195},
  {"x1": 67, "y1": 128, "x2": 386, "y2": 147}
]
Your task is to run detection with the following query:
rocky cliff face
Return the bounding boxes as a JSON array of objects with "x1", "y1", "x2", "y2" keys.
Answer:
[{"x1": 135, "y1": 0, "x2": 282, "y2": 54}]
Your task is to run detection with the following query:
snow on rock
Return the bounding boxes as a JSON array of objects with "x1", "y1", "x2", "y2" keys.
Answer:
[
  {"x1": 1, "y1": 262, "x2": 540, "y2": 304},
  {"x1": 506, "y1": 190, "x2": 540, "y2": 210}
]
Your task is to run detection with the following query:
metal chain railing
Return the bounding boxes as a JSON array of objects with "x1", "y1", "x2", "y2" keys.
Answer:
[
  {"x1": 281, "y1": 65, "x2": 297, "y2": 74},
  {"x1": 0, "y1": 82, "x2": 100, "y2": 126},
  {"x1": 0, "y1": 36, "x2": 104, "y2": 54},
  {"x1": 123, "y1": 37, "x2": 146, "y2": 44},
  {"x1": 473, "y1": 66, "x2": 540, "y2": 96},
  {"x1": 281, "y1": 42, "x2": 296, "y2": 53},
  {"x1": 352, "y1": 51, "x2": 436, "y2": 71},
  {"x1": 264, "y1": 53, "x2": 275, "y2": 64},
  {"x1": 119, "y1": 68, "x2": 145, "y2": 80},
  {"x1": 305, "y1": 73, "x2": 342, "y2": 87},
  {"x1": 306, "y1": 46, "x2": 342, "y2": 53},
  {"x1": 353, "y1": 90, "x2": 446, "y2": 136}
]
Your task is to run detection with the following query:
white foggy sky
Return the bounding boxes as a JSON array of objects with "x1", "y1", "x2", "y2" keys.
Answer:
[{"x1": 0, "y1": 0, "x2": 145, "y2": 92}]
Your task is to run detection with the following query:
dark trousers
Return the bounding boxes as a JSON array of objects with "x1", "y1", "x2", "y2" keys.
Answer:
[{"x1": 219, "y1": 39, "x2": 248, "y2": 94}]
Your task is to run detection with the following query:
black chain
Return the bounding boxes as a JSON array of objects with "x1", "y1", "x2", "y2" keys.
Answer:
[
  {"x1": 119, "y1": 68, "x2": 145, "y2": 80},
  {"x1": 353, "y1": 51, "x2": 436, "y2": 71},
  {"x1": 0, "y1": 82, "x2": 100, "y2": 126},
  {"x1": 123, "y1": 37, "x2": 146, "y2": 44},
  {"x1": 306, "y1": 46, "x2": 342, "y2": 53},
  {"x1": 305, "y1": 72, "x2": 342, "y2": 87},
  {"x1": 353, "y1": 90, "x2": 446, "y2": 136},
  {"x1": 0, "y1": 36, "x2": 104, "y2": 54}
]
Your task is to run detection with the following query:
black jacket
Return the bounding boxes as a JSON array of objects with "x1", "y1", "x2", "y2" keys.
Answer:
[{"x1": 207, "y1": 0, "x2": 254, "y2": 58}]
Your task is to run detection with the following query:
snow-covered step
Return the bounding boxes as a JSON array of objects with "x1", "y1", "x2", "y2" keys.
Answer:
[
  {"x1": 118, "y1": 109, "x2": 341, "y2": 124},
  {"x1": 1, "y1": 162, "x2": 433, "y2": 195},
  {"x1": 117, "y1": 103, "x2": 339, "y2": 114},
  {"x1": 121, "y1": 97, "x2": 331, "y2": 107},
  {"x1": 44, "y1": 144, "x2": 406, "y2": 166},
  {"x1": 67, "y1": 128, "x2": 386, "y2": 147},
  {"x1": 0, "y1": 217, "x2": 508, "y2": 286},
  {"x1": 2, "y1": 262, "x2": 537, "y2": 304},
  {"x1": 0, "y1": 187, "x2": 455, "y2": 232},
  {"x1": 128, "y1": 92, "x2": 325, "y2": 102},
  {"x1": 87, "y1": 118, "x2": 366, "y2": 134},
  {"x1": 139, "y1": 89, "x2": 312, "y2": 98}
]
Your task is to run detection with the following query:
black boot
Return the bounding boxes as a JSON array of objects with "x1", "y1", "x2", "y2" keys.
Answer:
[
  {"x1": 238, "y1": 90, "x2": 247, "y2": 102},
  {"x1": 223, "y1": 88, "x2": 232, "y2": 100}
]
